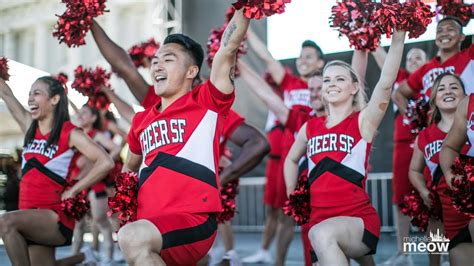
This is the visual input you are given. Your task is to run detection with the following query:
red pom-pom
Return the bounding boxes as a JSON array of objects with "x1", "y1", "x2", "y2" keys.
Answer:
[
  {"x1": 233, "y1": 0, "x2": 291, "y2": 19},
  {"x1": 437, "y1": 1, "x2": 473, "y2": 26},
  {"x1": 0, "y1": 57, "x2": 10, "y2": 81},
  {"x1": 403, "y1": 96, "x2": 430, "y2": 135},
  {"x1": 53, "y1": 72, "x2": 69, "y2": 94},
  {"x1": 371, "y1": 1, "x2": 402, "y2": 38},
  {"x1": 53, "y1": 0, "x2": 108, "y2": 47},
  {"x1": 61, "y1": 189, "x2": 90, "y2": 221},
  {"x1": 128, "y1": 38, "x2": 160, "y2": 68},
  {"x1": 329, "y1": 1, "x2": 380, "y2": 51},
  {"x1": 72, "y1": 65, "x2": 111, "y2": 110},
  {"x1": 283, "y1": 174, "x2": 310, "y2": 225},
  {"x1": 108, "y1": 172, "x2": 138, "y2": 227},
  {"x1": 216, "y1": 179, "x2": 240, "y2": 223},
  {"x1": 447, "y1": 157, "x2": 474, "y2": 216},
  {"x1": 399, "y1": 0, "x2": 435, "y2": 39},
  {"x1": 207, "y1": 25, "x2": 247, "y2": 76},
  {"x1": 399, "y1": 191, "x2": 430, "y2": 232}
]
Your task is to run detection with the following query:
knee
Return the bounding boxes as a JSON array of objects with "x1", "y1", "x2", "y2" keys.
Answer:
[
  {"x1": 0, "y1": 214, "x2": 16, "y2": 236},
  {"x1": 309, "y1": 226, "x2": 337, "y2": 252},
  {"x1": 118, "y1": 220, "x2": 161, "y2": 258},
  {"x1": 93, "y1": 214, "x2": 110, "y2": 229},
  {"x1": 267, "y1": 207, "x2": 279, "y2": 220}
]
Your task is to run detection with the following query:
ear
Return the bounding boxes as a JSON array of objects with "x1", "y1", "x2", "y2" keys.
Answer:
[
  {"x1": 460, "y1": 34, "x2": 466, "y2": 42},
  {"x1": 351, "y1": 82, "x2": 359, "y2": 95},
  {"x1": 186, "y1": 65, "x2": 199, "y2": 80},
  {"x1": 50, "y1": 94, "x2": 60, "y2": 106}
]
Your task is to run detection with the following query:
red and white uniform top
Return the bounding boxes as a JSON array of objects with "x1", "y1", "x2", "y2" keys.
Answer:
[
  {"x1": 128, "y1": 80, "x2": 234, "y2": 217},
  {"x1": 417, "y1": 123, "x2": 470, "y2": 185},
  {"x1": 20, "y1": 121, "x2": 79, "y2": 210},
  {"x1": 465, "y1": 94, "x2": 474, "y2": 156},
  {"x1": 306, "y1": 112, "x2": 371, "y2": 207},
  {"x1": 407, "y1": 44, "x2": 474, "y2": 97}
]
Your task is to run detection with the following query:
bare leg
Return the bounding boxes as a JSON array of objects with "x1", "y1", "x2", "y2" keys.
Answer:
[
  {"x1": 55, "y1": 254, "x2": 86, "y2": 266},
  {"x1": 262, "y1": 206, "x2": 279, "y2": 249},
  {"x1": 275, "y1": 212, "x2": 295, "y2": 266},
  {"x1": 309, "y1": 216, "x2": 373, "y2": 266},
  {"x1": 395, "y1": 206, "x2": 411, "y2": 253},
  {"x1": 118, "y1": 219, "x2": 166, "y2": 265},
  {"x1": 29, "y1": 245, "x2": 55, "y2": 266},
  {"x1": 354, "y1": 255, "x2": 375, "y2": 266},
  {"x1": 449, "y1": 243, "x2": 474, "y2": 266},
  {"x1": 89, "y1": 192, "x2": 114, "y2": 260},
  {"x1": 0, "y1": 209, "x2": 68, "y2": 266},
  {"x1": 220, "y1": 221, "x2": 234, "y2": 251},
  {"x1": 71, "y1": 217, "x2": 85, "y2": 255}
]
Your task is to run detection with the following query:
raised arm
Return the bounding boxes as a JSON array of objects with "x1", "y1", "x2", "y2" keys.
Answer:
[
  {"x1": 351, "y1": 49, "x2": 368, "y2": 88},
  {"x1": 100, "y1": 86, "x2": 135, "y2": 123},
  {"x1": 360, "y1": 30, "x2": 406, "y2": 142},
  {"x1": 90, "y1": 20, "x2": 149, "y2": 103},
  {"x1": 210, "y1": 8, "x2": 250, "y2": 94},
  {"x1": 238, "y1": 61, "x2": 289, "y2": 124},
  {"x1": 95, "y1": 132, "x2": 122, "y2": 161},
  {"x1": 219, "y1": 123, "x2": 270, "y2": 185},
  {"x1": 392, "y1": 81, "x2": 415, "y2": 115},
  {"x1": 246, "y1": 28, "x2": 285, "y2": 84},
  {"x1": 371, "y1": 46, "x2": 387, "y2": 70},
  {"x1": 440, "y1": 97, "x2": 468, "y2": 188},
  {"x1": 408, "y1": 137, "x2": 432, "y2": 207},
  {"x1": 62, "y1": 128, "x2": 114, "y2": 199},
  {"x1": 284, "y1": 123, "x2": 308, "y2": 196},
  {"x1": 0, "y1": 79, "x2": 32, "y2": 132}
]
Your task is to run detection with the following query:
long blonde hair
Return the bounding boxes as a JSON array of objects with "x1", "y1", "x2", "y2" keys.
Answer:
[{"x1": 322, "y1": 60, "x2": 367, "y2": 113}]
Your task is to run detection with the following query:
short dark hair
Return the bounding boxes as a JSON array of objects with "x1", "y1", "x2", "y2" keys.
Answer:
[
  {"x1": 302, "y1": 40, "x2": 324, "y2": 61},
  {"x1": 438, "y1": 16, "x2": 463, "y2": 34},
  {"x1": 163, "y1": 34, "x2": 204, "y2": 71}
]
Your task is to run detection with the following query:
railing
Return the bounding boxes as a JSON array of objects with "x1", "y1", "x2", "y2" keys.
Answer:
[{"x1": 232, "y1": 173, "x2": 396, "y2": 232}]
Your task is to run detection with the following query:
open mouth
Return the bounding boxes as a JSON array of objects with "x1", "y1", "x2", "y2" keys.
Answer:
[
  {"x1": 443, "y1": 96, "x2": 455, "y2": 102},
  {"x1": 154, "y1": 75, "x2": 167, "y2": 84},
  {"x1": 439, "y1": 38, "x2": 451, "y2": 44},
  {"x1": 29, "y1": 106, "x2": 39, "y2": 113}
]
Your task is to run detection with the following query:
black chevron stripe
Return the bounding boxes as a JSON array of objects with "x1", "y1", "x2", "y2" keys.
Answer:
[{"x1": 308, "y1": 157, "x2": 364, "y2": 188}]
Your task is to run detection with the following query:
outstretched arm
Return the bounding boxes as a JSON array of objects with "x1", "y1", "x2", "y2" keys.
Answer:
[
  {"x1": 408, "y1": 137, "x2": 432, "y2": 207},
  {"x1": 440, "y1": 96, "x2": 468, "y2": 188},
  {"x1": 284, "y1": 123, "x2": 308, "y2": 196},
  {"x1": 220, "y1": 123, "x2": 270, "y2": 185},
  {"x1": 238, "y1": 61, "x2": 289, "y2": 124},
  {"x1": 100, "y1": 86, "x2": 135, "y2": 123},
  {"x1": 360, "y1": 30, "x2": 406, "y2": 142},
  {"x1": 90, "y1": 20, "x2": 150, "y2": 103},
  {"x1": 392, "y1": 81, "x2": 415, "y2": 115},
  {"x1": 210, "y1": 8, "x2": 250, "y2": 94},
  {"x1": 371, "y1": 46, "x2": 387, "y2": 70},
  {"x1": 0, "y1": 79, "x2": 32, "y2": 132},
  {"x1": 351, "y1": 49, "x2": 368, "y2": 87},
  {"x1": 246, "y1": 28, "x2": 285, "y2": 84}
]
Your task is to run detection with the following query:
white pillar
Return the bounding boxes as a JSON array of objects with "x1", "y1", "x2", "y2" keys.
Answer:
[
  {"x1": 34, "y1": 23, "x2": 47, "y2": 70},
  {"x1": 3, "y1": 31, "x2": 15, "y2": 59}
]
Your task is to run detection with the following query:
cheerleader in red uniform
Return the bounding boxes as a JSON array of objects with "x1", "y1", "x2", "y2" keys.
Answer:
[
  {"x1": 0, "y1": 76, "x2": 113, "y2": 265},
  {"x1": 71, "y1": 105, "x2": 122, "y2": 263},
  {"x1": 284, "y1": 30, "x2": 406, "y2": 265},
  {"x1": 439, "y1": 74, "x2": 474, "y2": 266},
  {"x1": 409, "y1": 73, "x2": 467, "y2": 265}
]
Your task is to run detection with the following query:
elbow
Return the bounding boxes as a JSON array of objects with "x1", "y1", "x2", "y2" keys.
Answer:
[
  {"x1": 101, "y1": 155, "x2": 115, "y2": 173},
  {"x1": 257, "y1": 137, "x2": 271, "y2": 158}
]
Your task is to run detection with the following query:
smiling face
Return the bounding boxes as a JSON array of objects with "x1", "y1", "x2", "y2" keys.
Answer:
[
  {"x1": 296, "y1": 47, "x2": 324, "y2": 78},
  {"x1": 150, "y1": 43, "x2": 199, "y2": 98},
  {"x1": 434, "y1": 75, "x2": 464, "y2": 113},
  {"x1": 406, "y1": 48, "x2": 427, "y2": 74},
  {"x1": 322, "y1": 65, "x2": 358, "y2": 107},
  {"x1": 77, "y1": 106, "x2": 97, "y2": 128},
  {"x1": 28, "y1": 80, "x2": 59, "y2": 121},
  {"x1": 435, "y1": 19, "x2": 465, "y2": 52}
]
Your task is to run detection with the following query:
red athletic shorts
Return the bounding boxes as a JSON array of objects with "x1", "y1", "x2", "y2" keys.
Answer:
[
  {"x1": 145, "y1": 213, "x2": 217, "y2": 265},
  {"x1": 392, "y1": 140, "x2": 415, "y2": 204},
  {"x1": 264, "y1": 127, "x2": 285, "y2": 208},
  {"x1": 438, "y1": 185, "x2": 473, "y2": 249},
  {"x1": 309, "y1": 202, "x2": 380, "y2": 259}
]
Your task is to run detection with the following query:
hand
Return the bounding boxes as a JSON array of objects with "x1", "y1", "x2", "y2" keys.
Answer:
[
  {"x1": 420, "y1": 190, "x2": 432, "y2": 208},
  {"x1": 61, "y1": 188, "x2": 77, "y2": 201}
]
